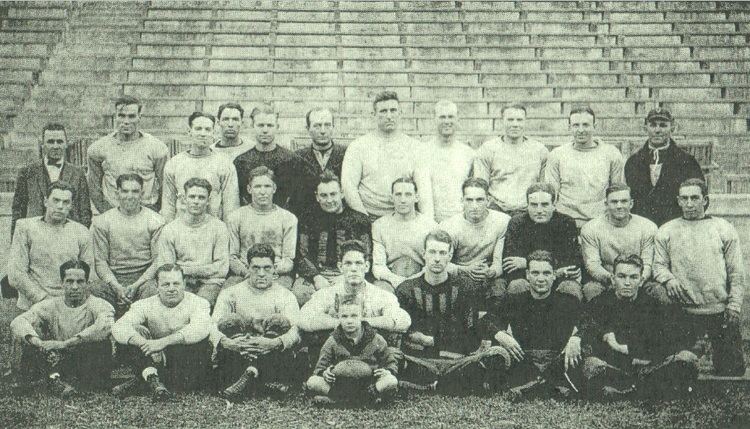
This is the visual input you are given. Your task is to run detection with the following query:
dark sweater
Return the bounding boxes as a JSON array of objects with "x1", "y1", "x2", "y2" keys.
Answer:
[
  {"x1": 233, "y1": 145, "x2": 300, "y2": 208},
  {"x1": 502, "y1": 211, "x2": 582, "y2": 281},
  {"x1": 313, "y1": 322, "x2": 399, "y2": 375},
  {"x1": 396, "y1": 273, "x2": 483, "y2": 357},
  {"x1": 624, "y1": 139, "x2": 704, "y2": 227},
  {"x1": 288, "y1": 143, "x2": 346, "y2": 219}
]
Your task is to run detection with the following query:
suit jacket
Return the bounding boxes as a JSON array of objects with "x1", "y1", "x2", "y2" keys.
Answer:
[
  {"x1": 11, "y1": 160, "x2": 92, "y2": 238},
  {"x1": 289, "y1": 142, "x2": 347, "y2": 218}
]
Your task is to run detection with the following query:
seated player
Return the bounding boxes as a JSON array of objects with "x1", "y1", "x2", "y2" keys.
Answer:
[
  {"x1": 372, "y1": 177, "x2": 437, "y2": 293},
  {"x1": 91, "y1": 173, "x2": 165, "y2": 314},
  {"x1": 294, "y1": 171, "x2": 371, "y2": 306},
  {"x1": 226, "y1": 166, "x2": 297, "y2": 289},
  {"x1": 580, "y1": 184, "x2": 658, "y2": 302},
  {"x1": 111, "y1": 264, "x2": 213, "y2": 401},
  {"x1": 484, "y1": 250, "x2": 582, "y2": 399},
  {"x1": 305, "y1": 294, "x2": 399, "y2": 405},
  {"x1": 212, "y1": 244, "x2": 305, "y2": 401},
  {"x1": 157, "y1": 178, "x2": 229, "y2": 308},
  {"x1": 10, "y1": 260, "x2": 114, "y2": 397},
  {"x1": 578, "y1": 254, "x2": 698, "y2": 398},
  {"x1": 396, "y1": 230, "x2": 510, "y2": 394},
  {"x1": 502, "y1": 182, "x2": 582, "y2": 300}
]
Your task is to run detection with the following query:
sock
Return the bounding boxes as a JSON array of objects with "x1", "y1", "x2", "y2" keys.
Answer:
[
  {"x1": 141, "y1": 367, "x2": 158, "y2": 381},
  {"x1": 49, "y1": 373, "x2": 61, "y2": 380}
]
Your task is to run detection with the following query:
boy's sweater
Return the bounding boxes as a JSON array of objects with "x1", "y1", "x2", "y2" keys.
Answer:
[{"x1": 313, "y1": 322, "x2": 399, "y2": 375}]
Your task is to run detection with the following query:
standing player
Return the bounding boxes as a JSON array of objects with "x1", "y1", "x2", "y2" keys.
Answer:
[{"x1": 212, "y1": 103, "x2": 251, "y2": 161}]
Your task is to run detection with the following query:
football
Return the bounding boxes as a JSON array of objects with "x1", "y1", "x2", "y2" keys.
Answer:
[{"x1": 331, "y1": 359, "x2": 374, "y2": 379}]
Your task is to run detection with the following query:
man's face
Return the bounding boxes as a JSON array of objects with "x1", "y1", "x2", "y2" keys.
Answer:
[
  {"x1": 253, "y1": 112, "x2": 277, "y2": 145},
  {"x1": 435, "y1": 103, "x2": 457, "y2": 138},
  {"x1": 462, "y1": 186, "x2": 489, "y2": 223},
  {"x1": 307, "y1": 109, "x2": 334, "y2": 147},
  {"x1": 189, "y1": 116, "x2": 214, "y2": 149},
  {"x1": 247, "y1": 256, "x2": 275, "y2": 290},
  {"x1": 605, "y1": 189, "x2": 633, "y2": 222},
  {"x1": 218, "y1": 107, "x2": 242, "y2": 141},
  {"x1": 44, "y1": 189, "x2": 73, "y2": 222},
  {"x1": 157, "y1": 270, "x2": 185, "y2": 307},
  {"x1": 374, "y1": 99, "x2": 400, "y2": 134},
  {"x1": 114, "y1": 103, "x2": 140, "y2": 137},
  {"x1": 503, "y1": 108, "x2": 526, "y2": 140},
  {"x1": 338, "y1": 303, "x2": 362, "y2": 334},
  {"x1": 645, "y1": 119, "x2": 674, "y2": 148},
  {"x1": 62, "y1": 268, "x2": 88, "y2": 303},
  {"x1": 526, "y1": 260, "x2": 555, "y2": 299},
  {"x1": 117, "y1": 179, "x2": 143, "y2": 212},
  {"x1": 392, "y1": 182, "x2": 418, "y2": 216},
  {"x1": 338, "y1": 250, "x2": 369, "y2": 287},
  {"x1": 41, "y1": 130, "x2": 67, "y2": 161},
  {"x1": 184, "y1": 186, "x2": 210, "y2": 216},
  {"x1": 678, "y1": 185, "x2": 707, "y2": 220},
  {"x1": 423, "y1": 239, "x2": 452, "y2": 275},
  {"x1": 527, "y1": 191, "x2": 555, "y2": 224},
  {"x1": 316, "y1": 181, "x2": 343, "y2": 214},
  {"x1": 249, "y1": 175, "x2": 276, "y2": 206},
  {"x1": 613, "y1": 263, "x2": 642, "y2": 300},
  {"x1": 569, "y1": 112, "x2": 595, "y2": 146}
]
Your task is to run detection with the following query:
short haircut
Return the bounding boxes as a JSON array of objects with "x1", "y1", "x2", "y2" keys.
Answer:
[
  {"x1": 250, "y1": 103, "x2": 278, "y2": 122},
  {"x1": 116, "y1": 173, "x2": 144, "y2": 190},
  {"x1": 527, "y1": 249, "x2": 556, "y2": 269},
  {"x1": 569, "y1": 105, "x2": 596, "y2": 123},
  {"x1": 434, "y1": 99, "x2": 457, "y2": 115},
  {"x1": 59, "y1": 259, "x2": 90, "y2": 282},
  {"x1": 248, "y1": 166, "x2": 276, "y2": 186},
  {"x1": 500, "y1": 103, "x2": 527, "y2": 117},
  {"x1": 391, "y1": 176, "x2": 418, "y2": 194},
  {"x1": 46, "y1": 181, "x2": 75, "y2": 199},
  {"x1": 461, "y1": 177, "x2": 489, "y2": 196},
  {"x1": 114, "y1": 96, "x2": 142, "y2": 113},
  {"x1": 339, "y1": 239, "x2": 369, "y2": 262},
  {"x1": 613, "y1": 253, "x2": 644, "y2": 275},
  {"x1": 246, "y1": 243, "x2": 275, "y2": 265},
  {"x1": 605, "y1": 183, "x2": 631, "y2": 198},
  {"x1": 217, "y1": 102, "x2": 244, "y2": 120},
  {"x1": 305, "y1": 107, "x2": 334, "y2": 128},
  {"x1": 526, "y1": 182, "x2": 556, "y2": 203},
  {"x1": 188, "y1": 111, "x2": 216, "y2": 128},
  {"x1": 424, "y1": 229, "x2": 453, "y2": 251},
  {"x1": 317, "y1": 169, "x2": 341, "y2": 190},
  {"x1": 155, "y1": 263, "x2": 184, "y2": 282},
  {"x1": 373, "y1": 90, "x2": 399, "y2": 110},
  {"x1": 679, "y1": 178, "x2": 708, "y2": 198},
  {"x1": 183, "y1": 177, "x2": 212, "y2": 195},
  {"x1": 41, "y1": 122, "x2": 67, "y2": 143}
]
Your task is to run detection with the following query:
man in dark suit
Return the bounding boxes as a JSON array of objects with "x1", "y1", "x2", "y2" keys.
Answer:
[
  {"x1": 289, "y1": 107, "x2": 347, "y2": 219},
  {"x1": 11, "y1": 123, "x2": 91, "y2": 237}
]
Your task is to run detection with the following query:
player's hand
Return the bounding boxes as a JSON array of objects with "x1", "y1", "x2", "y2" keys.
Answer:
[
  {"x1": 323, "y1": 366, "x2": 336, "y2": 384},
  {"x1": 564, "y1": 336, "x2": 582, "y2": 371},
  {"x1": 502, "y1": 257, "x2": 527, "y2": 274},
  {"x1": 140, "y1": 339, "x2": 167, "y2": 356},
  {"x1": 313, "y1": 275, "x2": 330, "y2": 291},
  {"x1": 494, "y1": 331, "x2": 524, "y2": 362},
  {"x1": 666, "y1": 279, "x2": 695, "y2": 304},
  {"x1": 409, "y1": 332, "x2": 435, "y2": 348},
  {"x1": 31, "y1": 292, "x2": 50, "y2": 305},
  {"x1": 220, "y1": 336, "x2": 245, "y2": 354},
  {"x1": 373, "y1": 368, "x2": 391, "y2": 379},
  {"x1": 244, "y1": 336, "x2": 279, "y2": 355},
  {"x1": 124, "y1": 282, "x2": 141, "y2": 302},
  {"x1": 725, "y1": 308, "x2": 741, "y2": 327},
  {"x1": 466, "y1": 261, "x2": 490, "y2": 281},
  {"x1": 40, "y1": 340, "x2": 68, "y2": 352},
  {"x1": 114, "y1": 284, "x2": 132, "y2": 305}
]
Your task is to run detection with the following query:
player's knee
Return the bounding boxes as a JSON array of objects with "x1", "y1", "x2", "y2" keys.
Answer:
[
  {"x1": 377, "y1": 373, "x2": 399, "y2": 392},
  {"x1": 557, "y1": 280, "x2": 583, "y2": 302},
  {"x1": 643, "y1": 281, "x2": 672, "y2": 306},
  {"x1": 217, "y1": 314, "x2": 245, "y2": 337},
  {"x1": 305, "y1": 375, "x2": 329, "y2": 393},
  {"x1": 292, "y1": 278, "x2": 316, "y2": 307},
  {"x1": 508, "y1": 279, "x2": 530, "y2": 295},
  {"x1": 582, "y1": 281, "x2": 605, "y2": 302},
  {"x1": 276, "y1": 275, "x2": 294, "y2": 290},
  {"x1": 373, "y1": 280, "x2": 395, "y2": 295}
]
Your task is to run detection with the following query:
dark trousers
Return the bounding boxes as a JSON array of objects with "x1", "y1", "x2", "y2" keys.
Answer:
[
  {"x1": 681, "y1": 312, "x2": 746, "y2": 376},
  {"x1": 120, "y1": 339, "x2": 213, "y2": 391},
  {"x1": 215, "y1": 347, "x2": 306, "y2": 390},
  {"x1": 20, "y1": 340, "x2": 113, "y2": 389}
]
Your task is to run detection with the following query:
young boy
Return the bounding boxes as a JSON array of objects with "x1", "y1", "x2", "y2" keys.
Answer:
[{"x1": 305, "y1": 294, "x2": 399, "y2": 405}]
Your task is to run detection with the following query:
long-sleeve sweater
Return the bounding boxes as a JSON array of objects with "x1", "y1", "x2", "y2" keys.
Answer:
[
  {"x1": 112, "y1": 292, "x2": 212, "y2": 345},
  {"x1": 580, "y1": 214, "x2": 658, "y2": 284},
  {"x1": 545, "y1": 140, "x2": 625, "y2": 225},
  {"x1": 211, "y1": 138, "x2": 251, "y2": 161},
  {"x1": 161, "y1": 150, "x2": 240, "y2": 222},
  {"x1": 233, "y1": 145, "x2": 299, "y2": 207},
  {"x1": 227, "y1": 205, "x2": 297, "y2": 277},
  {"x1": 653, "y1": 216, "x2": 745, "y2": 315},
  {"x1": 296, "y1": 205, "x2": 371, "y2": 281},
  {"x1": 11, "y1": 296, "x2": 114, "y2": 343},
  {"x1": 313, "y1": 322, "x2": 399, "y2": 376},
  {"x1": 395, "y1": 273, "x2": 484, "y2": 357},
  {"x1": 211, "y1": 282, "x2": 301, "y2": 350},
  {"x1": 372, "y1": 213, "x2": 437, "y2": 282},
  {"x1": 91, "y1": 207, "x2": 165, "y2": 285},
  {"x1": 157, "y1": 215, "x2": 229, "y2": 282},
  {"x1": 8, "y1": 217, "x2": 95, "y2": 310},
  {"x1": 422, "y1": 137, "x2": 475, "y2": 222},
  {"x1": 438, "y1": 210, "x2": 511, "y2": 277},
  {"x1": 474, "y1": 136, "x2": 549, "y2": 212},
  {"x1": 502, "y1": 211, "x2": 582, "y2": 281}
]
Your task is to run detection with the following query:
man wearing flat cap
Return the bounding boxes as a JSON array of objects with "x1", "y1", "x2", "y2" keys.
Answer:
[{"x1": 624, "y1": 109, "x2": 704, "y2": 226}]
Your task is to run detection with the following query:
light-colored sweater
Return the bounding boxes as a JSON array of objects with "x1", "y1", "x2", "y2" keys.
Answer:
[
  {"x1": 653, "y1": 216, "x2": 745, "y2": 315},
  {"x1": 11, "y1": 296, "x2": 114, "y2": 343},
  {"x1": 91, "y1": 207, "x2": 165, "y2": 285},
  {"x1": 439, "y1": 210, "x2": 511, "y2": 276},
  {"x1": 211, "y1": 139, "x2": 251, "y2": 161},
  {"x1": 161, "y1": 149, "x2": 240, "y2": 222},
  {"x1": 8, "y1": 217, "x2": 95, "y2": 310},
  {"x1": 372, "y1": 213, "x2": 437, "y2": 281},
  {"x1": 545, "y1": 140, "x2": 625, "y2": 224},
  {"x1": 226, "y1": 205, "x2": 297, "y2": 276},
  {"x1": 580, "y1": 214, "x2": 658, "y2": 283},
  {"x1": 112, "y1": 292, "x2": 212, "y2": 344},
  {"x1": 157, "y1": 215, "x2": 229, "y2": 282},
  {"x1": 474, "y1": 136, "x2": 549, "y2": 212},
  {"x1": 422, "y1": 137, "x2": 475, "y2": 222},
  {"x1": 211, "y1": 282, "x2": 301, "y2": 350}
]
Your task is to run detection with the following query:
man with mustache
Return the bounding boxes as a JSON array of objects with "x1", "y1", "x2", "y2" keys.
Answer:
[{"x1": 211, "y1": 103, "x2": 250, "y2": 161}]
